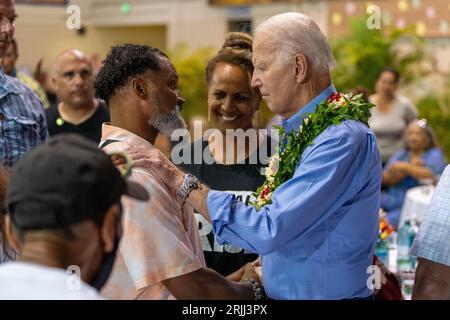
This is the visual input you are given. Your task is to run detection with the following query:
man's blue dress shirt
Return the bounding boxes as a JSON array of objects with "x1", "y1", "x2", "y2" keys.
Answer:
[
  {"x1": 207, "y1": 84, "x2": 382, "y2": 299},
  {"x1": 0, "y1": 67, "x2": 48, "y2": 168}
]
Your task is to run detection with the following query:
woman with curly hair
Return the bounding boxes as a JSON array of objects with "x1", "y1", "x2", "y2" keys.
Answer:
[{"x1": 176, "y1": 32, "x2": 275, "y2": 276}]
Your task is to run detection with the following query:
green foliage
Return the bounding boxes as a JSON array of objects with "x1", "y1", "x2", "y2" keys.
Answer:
[
  {"x1": 168, "y1": 44, "x2": 215, "y2": 123},
  {"x1": 168, "y1": 44, "x2": 275, "y2": 128},
  {"x1": 331, "y1": 16, "x2": 449, "y2": 159},
  {"x1": 331, "y1": 16, "x2": 427, "y2": 92},
  {"x1": 416, "y1": 81, "x2": 450, "y2": 161}
]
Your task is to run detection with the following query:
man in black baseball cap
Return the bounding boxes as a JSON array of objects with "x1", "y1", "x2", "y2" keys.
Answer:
[{"x1": 0, "y1": 133, "x2": 148, "y2": 299}]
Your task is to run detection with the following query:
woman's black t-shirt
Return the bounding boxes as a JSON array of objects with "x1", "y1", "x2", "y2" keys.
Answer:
[{"x1": 177, "y1": 137, "x2": 274, "y2": 276}]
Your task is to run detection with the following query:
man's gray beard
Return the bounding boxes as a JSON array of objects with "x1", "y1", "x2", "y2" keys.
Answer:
[{"x1": 148, "y1": 105, "x2": 187, "y2": 136}]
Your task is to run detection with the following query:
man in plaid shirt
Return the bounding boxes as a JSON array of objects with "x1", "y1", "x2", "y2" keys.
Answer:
[
  {"x1": 411, "y1": 165, "x2": 450, "y2": 299},
  {"x1": 0, "y1": 0, "x2": 48, "y2": 168}
]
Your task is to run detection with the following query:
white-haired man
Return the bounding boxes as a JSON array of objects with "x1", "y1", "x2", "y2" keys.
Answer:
[{"x1": 131, "y1": 13, "x2": 382, "y2": 300}]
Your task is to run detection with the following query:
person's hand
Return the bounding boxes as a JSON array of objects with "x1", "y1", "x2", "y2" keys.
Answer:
[
  {"x1": 252, "y1": 256, "x2": 261, "y2": 267},
  {"x1": 239, "y1": 263, "x2": 263, "y2": 288},
  {"x1": 389, "y1": 161, "x2": 408, "y2": 174},
  {"x1": 227, "y1": 260, "x2": 263, "y2": 283},
  {"x1": 251, "y1": 256, "x2": 263, "y2": 280},
  {"x1": 386, "y1": 161, "x2": 409, "y2": 182},
  {"x1": 239, "y1": 263, "x2": 266, "y2": 300},
  {"x1": 410, "y1": 157, "x2": 424, "y2": 167},
  {"x1": 374, "y1": 257, "x2": 391, "y2": 295},
  {"x1": 226, "y1": 263, "x2": 249, "y2": 282},
  {"x1": 126, "y1": 146, "x2": 185, "y2": 193}
]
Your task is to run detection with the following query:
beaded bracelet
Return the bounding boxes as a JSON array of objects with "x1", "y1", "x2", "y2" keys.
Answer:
[{"x1": 242, "y1": 278, "x2": 266, "y2": 300}]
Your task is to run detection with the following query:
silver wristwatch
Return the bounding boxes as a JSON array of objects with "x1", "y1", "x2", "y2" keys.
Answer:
[{"x1": 176, "y1": 174, "x2": 200, "y2": 201}]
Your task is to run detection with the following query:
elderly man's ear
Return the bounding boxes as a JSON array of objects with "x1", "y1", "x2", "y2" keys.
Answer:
[{"x1": 293, "y1": 53, "x2": 310, "y2": 84}]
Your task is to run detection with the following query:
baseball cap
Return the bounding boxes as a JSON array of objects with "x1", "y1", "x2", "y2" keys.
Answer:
[{"x1": 6, "y1": 133, "x2": 149, "y2": 230}]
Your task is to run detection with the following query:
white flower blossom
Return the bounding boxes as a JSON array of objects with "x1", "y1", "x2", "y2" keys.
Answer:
[
  {"x1": 265, "y1": 167, "x2": 275, "y2": 182},
  {"x1": 267, "y1": 154, "x2": 280, "y2": 177}
]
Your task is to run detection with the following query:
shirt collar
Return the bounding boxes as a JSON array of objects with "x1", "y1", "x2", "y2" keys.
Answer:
[
  {"x1": 282, "y1": 84, "x2": 337, "y2": 134},
  {"x1": 101, "y1": 123, "x2": 154, "y2": 150},
  {"x1": 0, "y1": 66, "x2": 21, "y2": 100}
]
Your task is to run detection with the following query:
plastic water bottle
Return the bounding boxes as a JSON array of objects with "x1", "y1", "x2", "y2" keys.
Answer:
[
  {"x1": 397, "y1": 220, "x2": 416, "y2": 272},
  {"x1": 388, "y1": 232, "x2": 398, "y2": 273},
  {"x1": 376, "y1": 239, "x2": 389, "y2": 266}
]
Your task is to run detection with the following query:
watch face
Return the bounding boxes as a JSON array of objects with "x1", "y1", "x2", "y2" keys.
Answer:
[
  {"x1": 186, "y1": 175, "x2": 198, "y2": 187},
  {"x1": 177, "y1": 174, "x2": 199, "y2": 200}
]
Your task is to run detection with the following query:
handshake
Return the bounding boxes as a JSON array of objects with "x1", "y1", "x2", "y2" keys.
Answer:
[{"x1": 227, "y1": 257, "x2": 265, "y2": 300}]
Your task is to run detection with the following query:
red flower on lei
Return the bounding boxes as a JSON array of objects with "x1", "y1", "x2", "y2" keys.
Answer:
[{"x1": 328, "y1": 92, "x2": 342, "y2": 103}]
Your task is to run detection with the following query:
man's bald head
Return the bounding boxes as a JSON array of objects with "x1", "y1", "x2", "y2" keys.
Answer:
[
  {"x1": 52, "y1": 49, "x2": 95, "y2": 109},
  {"x1": 54, "y1": 49, "x2": 93, "y2": 74}
]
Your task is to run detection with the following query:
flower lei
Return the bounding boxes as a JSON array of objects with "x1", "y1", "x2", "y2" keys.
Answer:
[{"x1": 252, "y1": 92, "x2": 374, "y2": 210}]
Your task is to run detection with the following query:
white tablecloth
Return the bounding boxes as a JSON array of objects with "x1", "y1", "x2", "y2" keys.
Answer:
[{"x1": 399, "y1": 185, "x2": 435, "y2": 228}]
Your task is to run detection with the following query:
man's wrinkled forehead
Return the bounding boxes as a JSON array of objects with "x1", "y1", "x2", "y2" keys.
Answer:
[{"x1": 253, "y1": 32, "x2": 279, "y2": 63}]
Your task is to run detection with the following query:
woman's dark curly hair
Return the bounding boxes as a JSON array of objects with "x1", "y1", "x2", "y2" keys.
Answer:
[
  {"x1": 205, "y1": 32, "x2": 254, "y2": 85},
  {"x1": 94, "y1": 44, "x2": 167, "y2": 104}
]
